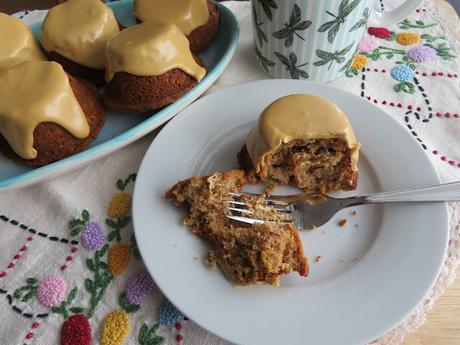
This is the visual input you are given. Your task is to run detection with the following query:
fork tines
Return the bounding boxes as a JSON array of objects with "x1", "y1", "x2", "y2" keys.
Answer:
[{"x1": 225, "y1": 192, "x2": 293, "y2": 225}]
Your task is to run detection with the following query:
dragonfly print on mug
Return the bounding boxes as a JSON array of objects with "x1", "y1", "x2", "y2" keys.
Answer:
[{"x1": 251, "y1": 0, "x2": 422, "y2": 83}]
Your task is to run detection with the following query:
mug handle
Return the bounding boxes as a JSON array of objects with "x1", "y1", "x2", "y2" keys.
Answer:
[{"x1": 369, "y1": 0, "x2": 422, "y2": 26}]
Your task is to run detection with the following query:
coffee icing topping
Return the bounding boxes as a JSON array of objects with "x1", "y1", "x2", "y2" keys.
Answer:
[
  {"x1": 0, "y1": 13, "x2": 46, "y2": 73},
  {"x1": 105, "y1": 21, "x2": 206, "y2": 82},
  {"x1": 41, "y1": 0, "x2": 119, "y2": 69},
  {"x1": 245, "y1": 94, "x2": 359, "y2": 172},
  {"x1": 0, "y1": 61, "x2": 89, "y2": 160},
  {"x1": 134, "y1": 0, "x2": 209, "y2": 35}
]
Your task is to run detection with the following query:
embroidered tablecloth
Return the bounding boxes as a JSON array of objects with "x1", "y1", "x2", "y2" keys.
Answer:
[{"x1": 1, "y1": 1, "x2": 459, "y2": 344}]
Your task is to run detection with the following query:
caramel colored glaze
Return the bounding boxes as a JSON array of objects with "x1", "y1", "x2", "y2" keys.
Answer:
[
  {"x1": 41, "y1": 0, "x2": 119, "y2": 69},
  {"x1": 0, "y1": 13, "x2": 46, "y2": 73},
  {"x1": 0, "y1": 61, "x2": 89, "y2": 160},
  {"x1": 246, "y1": 94, "x2": 360, "y2": 172},
  {"x1": 105, "y1": 21, "x2": 206, "y2": 82},
  {"x1": 134, "y1": 0, "x2": 209, "y2": 35}
]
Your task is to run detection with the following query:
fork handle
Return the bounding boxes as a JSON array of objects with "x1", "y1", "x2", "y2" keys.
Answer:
[{"x1": 350, "y1": 181, "x2": 460, "y2": 204}]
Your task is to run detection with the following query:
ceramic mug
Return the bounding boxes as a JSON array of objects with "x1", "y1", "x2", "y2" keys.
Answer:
[{"x1": 251, "y1": 0, "x2": 422, "y2": 83}]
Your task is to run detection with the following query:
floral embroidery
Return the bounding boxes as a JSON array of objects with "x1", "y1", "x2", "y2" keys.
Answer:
[
  {"x1": 13, "y1": 277, "x2": 38, "y2": 302},
  {"x1": 351, "y1": 54, "x2": 368, "y2": 69},
  {"x1": 399, "y1": 18, "x2": 437, "y2": 29},
  {"x1": 61, "y1": 314, "x2": 92, "y2": 345},
  {"x1": 107, "y1": 193, "x2": 131, "y2": 219},
  {"x1": 407, "y1": 45, "x2": 437, "y2": 62},
  {"x1": 359, "y1": 38, "x2": 378, "y2": 52},
  {"x1": 85, "y1": 244, "x2": 113, "y2": 318},
  {"x1": 125, "y1": 269, "x2": 155, "y2": 305},
  {"x1": 37, "y1": 276, "x2": 67, "y2": 307},
  {"x1": 69, "y1": 210, "x2": 105, "y2": 250},
  {"x1": 101, "y1": 310, "x2": 131, "y2": 345},
  {"x1": 396, "y1": 32, "x2": 421, "y2": 46},
  {"x1": 138, "y1": 323, "x2": 165, "y2": 345},
  {"x1": 108, "y1": 243, "x2": 131, "y2": 275},
  {"x1": 368, "y1": 27, "x2": 392, "y2": 39},
  {"x1": 391, "y1": 65, "x2": 416, "y2": 93},
  {"x1": 118, "y1": 291, "x2": 140, "y2": 313},
  {"x1": 81, "y1": 221, "x2": 105, "y2": 251},
  {"x1": 158, "y1": 299, "x2": 184, "y2": 327},
  {"x1": 52, "y1": 287, "x2": 84, "y2": 320}
]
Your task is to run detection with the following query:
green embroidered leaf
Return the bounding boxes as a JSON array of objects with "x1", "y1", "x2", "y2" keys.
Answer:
[
  {"x1": 107, "y1": 230, "x2": 117, "y2": 242},
  {"x1": 399, "y1": 18, "x2": 436, "y2": 29},
  {"x1": 82, "y1": 209, "x2": 90, "y2": 222},
  {"x1": 26, "y1": 278, "x2": 37, "y2": 285},
  {"x1": 70, "y1": 307, "x2": 84, "y2": 314},
  {"x1": 119, "y1": 292, "x2": 141, "y2": 313},
  {"x1": 415, "y1": 20, "x2": 424, "y2": 25},
  {"x1": 70, "y1": 227, "x2": 82, "y2": 237},
  {"x1": 149, "y1": 338, "x2": 165, "y2": 345},
  {"x1": 120, "y1": 216, "x2": 131, "y2": 228},
  {"x1": 99, "y1": 244, "x2": 110, "y2": 257},
  {"x1": 85, "y1": 278, "x2": 94, "y2": 292},
  {"x1": 86, "y1": 258, "x2": 96, "y2": 271},
  {"x1": 386, "y1": 31, "x2": 396, "y2": 41},
  {"x1": 67, "y1": 287, "x2": 78, "y2": 304},
  {"x1": 106, "y1": 218, "x2": 117, "y2": 228},
  {"x1": 51, "y1": 306, "x2": 62, "y2": 313},
  {"x1": 139, "y1": 324, "x2": 149, "y2": 344},
  {"x1": 116, "y1": 179, "x2": 125, "y2": 191},
  {"x1": 98, "y1": 261, "x2": 108, "y2": 270},
  {"x1": 13, "y1": 288, "x2": 22, "y2": 299}
]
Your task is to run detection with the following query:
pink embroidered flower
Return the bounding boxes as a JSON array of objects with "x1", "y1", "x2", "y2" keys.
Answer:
[
  {"x1": 359, "y1": 38, "x2": 378, "y2": 52},
  {"x1": 368, "y1": 27, "x2": 392, "y2": 39},
  {"x1": 37, "y1": 276, "x2": 67, "y2": 307}
]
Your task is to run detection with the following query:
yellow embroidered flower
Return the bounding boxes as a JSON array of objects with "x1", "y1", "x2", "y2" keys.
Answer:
[
  {"x1": 108, "y1": 244, "x2": 131, "y2": 275},
  {"x1": 351, "y1": 54, "x2": 368, "y2": 69},
  {"x1": 107, "y1": 192, "x2": 131, "y2": 218},
  {"x1": 396, "y1": 32, "x2": 421, "y2": 46},
  {"x1": 101, "y1": 310, "x2": 130, "y2": 345}
]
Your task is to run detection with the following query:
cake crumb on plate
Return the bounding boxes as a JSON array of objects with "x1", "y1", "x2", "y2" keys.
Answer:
[{"x1": 338, "y1": 218, "x2": 347, "y2": 227}]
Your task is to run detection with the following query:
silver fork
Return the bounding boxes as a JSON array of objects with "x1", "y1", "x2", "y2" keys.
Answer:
[{"x1": 226, "y1": 182, "x2": 460, "y2": 230}]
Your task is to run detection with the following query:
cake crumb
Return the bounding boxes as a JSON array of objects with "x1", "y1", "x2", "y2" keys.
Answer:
[
  {"x1": 353, "y1": 257, "x2": 359, "y2": 262},
  {"x1": 306, "y1": 224, "x2": 317, "y2": 230},
  {"x1": 338, "y1": 218, "x2": 347, "y2": 227},
  {"x1": 314, "y1": 256, "x2": 321, "y2": 262},
  {"x1": 193, "y1": 256, "x2": 198, "y2": 261},
  {"x1": 351, "y1": 210, "x2": 357, "y2": 216},
  {"x1": 354, "y1": 224, "x2": 359, "y2": 229},
  {"x1": 340, "y1": 259, "x2": 344, "y2": 263},
  {"x1": 205, "y1": 251, "x2": 218, "y2": 270}
]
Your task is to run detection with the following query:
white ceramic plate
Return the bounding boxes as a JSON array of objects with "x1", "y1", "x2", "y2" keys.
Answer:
[
  {"x1": 0, "y1": 0, "x2": 238, "y2": 190},
  {"x1": 133, "y1": 80, "x2": 448, "y2": 345}
]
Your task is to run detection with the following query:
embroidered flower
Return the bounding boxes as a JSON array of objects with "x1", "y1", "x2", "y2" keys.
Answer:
[
  {"x1": 101, "y1": 310, "x2": 130, "y2": 345},
  {"x1": 107, "y1": 192, "x2": 131, "y2": 218},
  {"x1": 37, "y1": 276, "x2": 67, "y2": 307},
  {"x1": 158, "y1": 299, "x2": 184, "y2": 327},
  {"x1": 391, "y1": 65, "x2": 414, "y2": 81},
  {"x1": 396, "y1": 32, "x2": 421, "y2": 46},
  {"x1": 408, "y1": 45, "x2": 437, "y2": 62},
  {"x1": 125, "y1": 269, "x2": 155, "y2": 305},
  {"x1": 81, "y1": 221, "x2": 105, "y2": 251},
  {"x1": 108, "y1": 244, "x2": 131, "y2": 275},
  {"x1": 61, "y1": 314, "x2": 92, "y2": 345},
  {"x1": 351, "y1": 54, "x2": 369, "y2": 69},
  {"x1": 367, "y1": 27, "x2": 392, "y2": 39},
  {"x1": 359, "y1": 38, "x2": 378, "y2": 52}
]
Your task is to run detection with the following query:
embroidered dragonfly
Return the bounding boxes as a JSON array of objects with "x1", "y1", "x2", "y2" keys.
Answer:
[
  {"x1": 255, "y1": 46, "x2": 275, "y2": 72},
  {"x1": 257, "y1": 0, "x2": 278, "y2": 21},
  {"x1": 314, "y1": 43, "x2": 354, "y2": 70},
  {"x1": 274, "y1": 52, "x2": 309, "y2": 79},
  {"x1": 253, "y1": 6, "x2": 268, "y2": 47},
  {"x1": 318, "y1": 0, "x2": 361, "y2": 43},
  {"x1": 272, "y1": 4, "x2": 312, "y2": 47}
]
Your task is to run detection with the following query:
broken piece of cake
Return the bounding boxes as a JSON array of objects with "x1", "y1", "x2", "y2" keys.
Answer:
[
  {"x1": 238, "y1": 94, "x2": 360, "y2": 193},
  {"x1": 165, "y1": 170, "x2": 308, "y2": 286}
]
